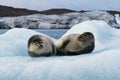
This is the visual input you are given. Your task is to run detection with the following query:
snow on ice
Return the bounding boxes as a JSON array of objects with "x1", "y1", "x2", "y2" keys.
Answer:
[{"x1": 0, "y1": 20, "x2": 120, "y2": 80}]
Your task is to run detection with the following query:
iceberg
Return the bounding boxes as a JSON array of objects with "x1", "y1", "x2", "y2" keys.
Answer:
[
  {"x1": 0, "y1": 20, "x2": 120, "y2": 80},
  {"x1": 0, "y1": 11, "x2": 115, "y2": 29}
]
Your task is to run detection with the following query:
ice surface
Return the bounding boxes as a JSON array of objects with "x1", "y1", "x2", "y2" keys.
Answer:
[
  {"x1": 0, "y1": 20, "x2": 120, "y2": 80},
  {"x1": 0, "y1": 28, "x2": 55, "y2": 57}
]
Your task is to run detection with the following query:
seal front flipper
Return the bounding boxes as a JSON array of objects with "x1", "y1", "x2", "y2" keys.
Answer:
[
  {"x1": 56, "y1": 38, "x2": 70, "y2": 56},
  {"x1": 59, "y1": 39, "x2": 70, "y2": 49}
]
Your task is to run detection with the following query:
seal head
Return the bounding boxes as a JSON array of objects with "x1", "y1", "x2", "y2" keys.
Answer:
[{"x1": 28, "y1": 35, "x2": 56, "y2": 57}]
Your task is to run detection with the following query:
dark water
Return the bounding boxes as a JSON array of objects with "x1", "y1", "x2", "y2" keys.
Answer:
[
  {"x1": 0, "y1": 29, "x2": 8, "y2": 34},
  {"x1": 0, "y1": 29, "x2": 68, "y2": 39}
]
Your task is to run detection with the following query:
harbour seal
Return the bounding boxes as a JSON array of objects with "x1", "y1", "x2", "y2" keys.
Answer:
[
  {"x1": 55, "y1": 32, "x2": 95, "y2": 56},
  {"x1": 27, "y1": 35, "x2": 56, "y2": 57}
]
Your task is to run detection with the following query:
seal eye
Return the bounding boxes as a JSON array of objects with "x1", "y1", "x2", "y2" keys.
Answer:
[
  {"x1": 39, "y1": 44, "x2": 43, "y2": 49},
  {"x1": 33, "y1": 42, "x2": 40, "y2": 46},
  {"x1": 85, "y1": 33, "x2": 93, "y2": 39},
  {"x1": 40, "y1": 41, "x2": 43, "y2": 43},
  {"x1": 78, "y1": 35, "x2": 85, "y2": 41},
  {"x1": 83, "y1": 34, "x2": 87, "y2": 37},
  {"x1": 78, "y1": 34, "x2": 88, "y2": 42}
]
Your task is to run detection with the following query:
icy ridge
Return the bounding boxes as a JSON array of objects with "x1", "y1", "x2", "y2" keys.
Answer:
[{"x1": 0, "y1": 11, "x2": 116, "y2": 29}]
